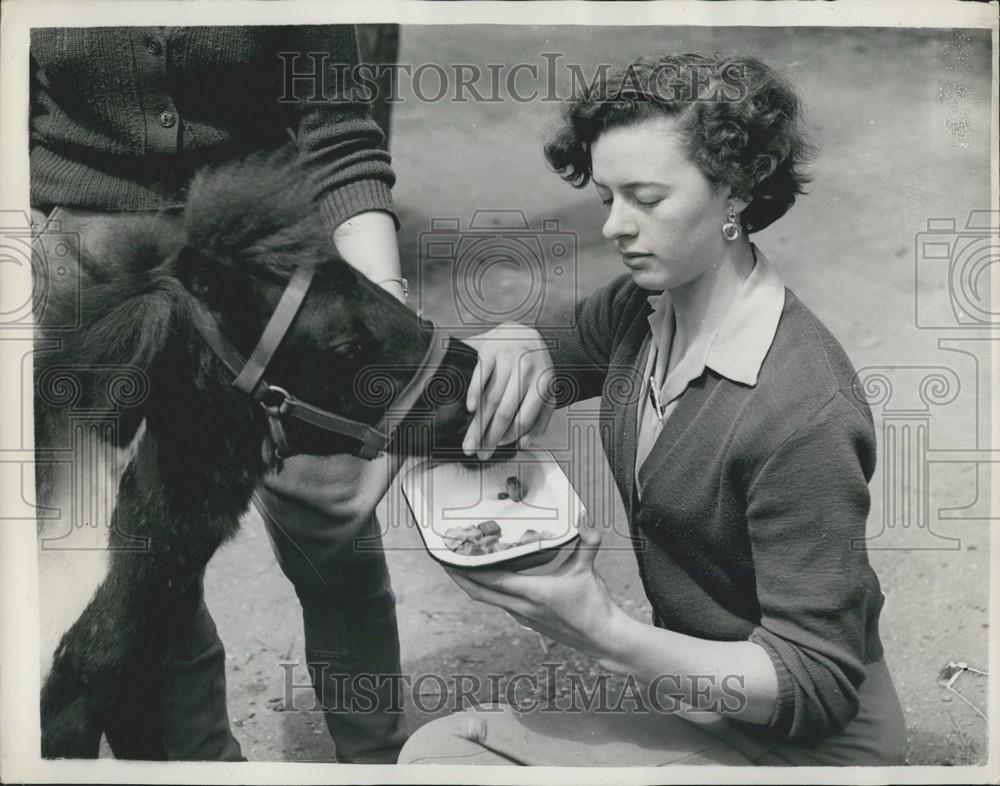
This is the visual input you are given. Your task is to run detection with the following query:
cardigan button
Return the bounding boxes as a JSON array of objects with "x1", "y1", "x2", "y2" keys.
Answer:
[
  {"x1": 158, "y1": 111, "x2": 176, "y2": 128},
  {"x1": 146, "y1": 38, "x2": 162, "y2": 55}
]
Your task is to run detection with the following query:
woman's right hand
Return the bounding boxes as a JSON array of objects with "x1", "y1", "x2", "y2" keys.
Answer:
[
  {"x1": 444, "y1": 513, "x2": 625, "y2": 665},
  {"x1": 461, "y1": 322, "x2": 556, "y2": 459}
]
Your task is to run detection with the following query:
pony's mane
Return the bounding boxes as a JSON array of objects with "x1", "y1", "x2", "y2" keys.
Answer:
[
  {"x1": 46, "y1": 218, "x2": 186, "y2": 372},
  {"x1": 35, "y1": 152, "x2": 338, "y2": 454},
  {"x1": 40, "y1": 153, "x2": 332, "y2": 368},
  {"x1": 183, "y1": 152, "x2": 330, "y2": 278}
]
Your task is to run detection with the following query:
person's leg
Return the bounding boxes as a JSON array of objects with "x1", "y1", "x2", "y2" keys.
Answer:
[
  {"x1": 398, "y1": 703, "x2": 758, "y2": 767},
  {"x1": 255, "y1": 451, "x2": 408, "y2": 764},
  {"x1": 103, "y1": 571, "x2": 245, "y2": 761},
  {"x1": 157, "y1": 571, "x2": 246, "y2": 760}
]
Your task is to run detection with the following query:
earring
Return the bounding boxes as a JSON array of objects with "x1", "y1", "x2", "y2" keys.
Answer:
[{"x1": 722, "y1": 206, "x2": 741, "y2": 241}]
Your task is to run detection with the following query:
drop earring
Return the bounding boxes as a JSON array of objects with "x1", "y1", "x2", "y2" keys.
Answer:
[{"x1": 722, "y1": 206, "x2": 741, "y2": 241}]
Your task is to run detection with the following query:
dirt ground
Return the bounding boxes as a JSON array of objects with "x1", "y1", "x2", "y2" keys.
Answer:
[{"x1": 203, "y1": 26, "x2": 993, "y2": 765}]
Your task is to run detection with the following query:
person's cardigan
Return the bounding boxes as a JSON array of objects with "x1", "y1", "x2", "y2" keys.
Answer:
[
  {"x1": 538, "y1": 273, "x2": 886, "y2": 742},
  {"x1": 29, "y1": 25, "x2": 394, "y2": 228}
]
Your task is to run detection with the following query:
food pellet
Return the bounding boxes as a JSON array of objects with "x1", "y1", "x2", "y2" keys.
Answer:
[{"x1": 506, "y1": 475, "x2": 525, "y2": 502}]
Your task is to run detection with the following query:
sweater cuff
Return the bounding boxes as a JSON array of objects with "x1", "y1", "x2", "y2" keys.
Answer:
[
  {"x1": 748, "y1": 627, "x2": 797, "y2": 738},
  {"x1": 318, "y1": 179, "x2": 399, "y2": 231}
]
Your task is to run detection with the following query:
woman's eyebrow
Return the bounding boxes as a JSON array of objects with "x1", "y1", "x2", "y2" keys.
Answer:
[{"x1": 592, "y1": 178, "x2": 667, "y2": 190}]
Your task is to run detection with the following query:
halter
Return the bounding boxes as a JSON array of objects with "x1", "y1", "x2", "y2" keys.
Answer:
[{"x1": 186, "y1": 264, "x2": 452, "y2": 461}]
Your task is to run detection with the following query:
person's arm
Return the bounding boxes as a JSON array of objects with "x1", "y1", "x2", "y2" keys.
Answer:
[
  {"x1": 739, "y1": 391, "x2": 879, "y2": 739},
  {"x1": 332, "y1": 210, "x2": 405, "y2": 301},
  {"x1": 447, "y1": 516, "x2": 780, "y2": 725},
  {"x1": 280, "y1": 25, "x2": 405, "y2": 301},
  {"x1": 450, "y1": 390, "x2": 880, "y2": 737}
]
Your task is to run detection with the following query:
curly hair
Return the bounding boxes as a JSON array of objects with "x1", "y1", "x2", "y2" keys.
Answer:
[{"x1": 543, "y1": 53, "x2": 815, "y2": 233}]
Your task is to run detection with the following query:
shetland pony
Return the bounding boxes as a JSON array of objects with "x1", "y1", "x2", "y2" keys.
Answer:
[{"x1": 33, "y1": 155, "x2": 479, "y2": 758}]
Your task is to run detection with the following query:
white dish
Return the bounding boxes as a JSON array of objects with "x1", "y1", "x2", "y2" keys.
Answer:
[{"x1": 401, "y1": 448, "x2": 584, "y2": 568}]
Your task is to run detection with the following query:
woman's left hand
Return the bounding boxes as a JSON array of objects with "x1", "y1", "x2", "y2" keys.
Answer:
[{"x1": 444, "y1": 514, "x2": 625, "y2": 664}]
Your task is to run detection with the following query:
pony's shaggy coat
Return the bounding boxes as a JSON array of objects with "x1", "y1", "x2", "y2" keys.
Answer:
[{"x1": 34, "y1": 155, "x2": 471, "y2": 758}]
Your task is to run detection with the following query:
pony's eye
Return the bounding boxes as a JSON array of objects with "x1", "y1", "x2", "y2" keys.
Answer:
[{"x1": 330, "y1": 340, "x2": 366, "y2": 363}]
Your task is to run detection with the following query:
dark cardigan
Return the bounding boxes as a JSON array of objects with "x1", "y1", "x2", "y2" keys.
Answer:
[
  {"x1": 29, "y1": 25, "x2": 395, "y2": 228},
  {"x1": 539, "y1": 273, "x2": 885, "y2": 742}
]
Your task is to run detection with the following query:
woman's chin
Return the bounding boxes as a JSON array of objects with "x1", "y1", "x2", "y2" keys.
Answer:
[{"x1": 627, "y1": 268, "x2": 669, "y2": 291}]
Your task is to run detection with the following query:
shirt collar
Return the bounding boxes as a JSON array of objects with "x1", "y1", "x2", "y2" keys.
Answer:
[{"x1": 645, "y1": 246, "x2": 786, "y2": 388}]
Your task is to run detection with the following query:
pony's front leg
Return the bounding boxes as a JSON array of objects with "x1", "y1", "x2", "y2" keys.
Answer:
[
  {"x1": 40, "y1": 560, "x2": 141, "y2": 758},
  {"x1": 39, "y1": 432, "x2": 232, "y2": 759}
]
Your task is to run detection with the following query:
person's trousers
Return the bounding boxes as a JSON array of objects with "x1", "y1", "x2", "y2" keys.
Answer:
[
  {"x1": 33, "y1": 206, "x2": 407, "y2": 762},
  {"x1": 253, "y1": 451, "x2": 409, "y2": 764}
]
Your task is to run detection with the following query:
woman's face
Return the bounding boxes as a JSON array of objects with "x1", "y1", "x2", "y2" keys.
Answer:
[{"x1": 590, "y1": 115, "x2": 741, "y2": 292}]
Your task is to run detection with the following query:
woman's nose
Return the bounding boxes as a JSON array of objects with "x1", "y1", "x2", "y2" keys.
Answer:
[{"x1": 601, "y1": 202, "x2": 637, "y2": 242}]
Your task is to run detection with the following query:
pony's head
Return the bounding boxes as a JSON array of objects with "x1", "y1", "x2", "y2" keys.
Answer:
[{"x1": 34, "y1": 153, "x2": 479, "y2": 481}]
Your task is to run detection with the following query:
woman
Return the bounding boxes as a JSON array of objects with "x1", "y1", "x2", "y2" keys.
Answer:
[{"x1": 401, "y1": 53, "x2": 907, "y2": 766}]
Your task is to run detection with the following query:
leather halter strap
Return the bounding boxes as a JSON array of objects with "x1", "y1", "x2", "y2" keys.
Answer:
[
  {"x1": 277, "y1": 326, "x2": 451, "y2": 459},
  {"x1": 186, "y1": 264, "x2": 450, "y2": 460},
  {"x1": 233, "y1": 265, "x2": 314, "y2": 395}
]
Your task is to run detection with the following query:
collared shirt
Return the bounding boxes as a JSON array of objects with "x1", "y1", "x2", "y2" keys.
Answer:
[{"x1": 635, "y1": 246, "x2": 786, "y2": 496}]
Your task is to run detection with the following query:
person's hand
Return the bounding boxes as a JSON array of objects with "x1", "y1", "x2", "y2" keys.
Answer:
[
  {"x1": 461, "y1": 322, "x2": 555, "y2": 459},
  {"x1": 444, "y1": 514, "x2": 625, "y2": 664}
]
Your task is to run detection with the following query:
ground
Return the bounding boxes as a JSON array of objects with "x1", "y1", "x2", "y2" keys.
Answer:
[{"x1": 204, "y1": 26, "x2": 992, "y2": 765}]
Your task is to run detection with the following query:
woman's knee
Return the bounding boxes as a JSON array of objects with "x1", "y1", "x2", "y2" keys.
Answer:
[
  {"x1": 399, "y1": 703, "x2": 516, "y2": 764},
  {"x1": 398, "y1": 709, "x2": 497, "y2": 765}
]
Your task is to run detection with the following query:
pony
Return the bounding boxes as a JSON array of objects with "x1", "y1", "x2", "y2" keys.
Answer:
[{"x1": 32, "y1": 154, "x2": 484, "y2": 759}]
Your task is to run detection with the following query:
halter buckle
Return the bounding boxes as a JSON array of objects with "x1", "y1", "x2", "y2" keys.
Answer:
[{"x1": 259, "y1": 385, "x2": 291, "y2": 416}]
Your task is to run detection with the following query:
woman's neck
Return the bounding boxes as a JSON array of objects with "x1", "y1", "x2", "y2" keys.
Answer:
[{"x1": 668, "y1": 240, "x2": 756, "y2": 359}]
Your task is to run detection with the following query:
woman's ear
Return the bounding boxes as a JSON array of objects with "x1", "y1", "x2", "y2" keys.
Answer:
[
  {"x1": 716, "y1": 182, "x2": 750, "y2": 216},
  {"x1": 731, "y1": 196, "x2": 750, "y2": 216}
]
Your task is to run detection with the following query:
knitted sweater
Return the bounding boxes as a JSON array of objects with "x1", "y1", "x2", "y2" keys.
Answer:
[
  {"x1": 539, "y1": 273, "x2": 885, "y2": 742},
  {"x1": 29, "y1": 25, "x2": 395, "y2": 228}
]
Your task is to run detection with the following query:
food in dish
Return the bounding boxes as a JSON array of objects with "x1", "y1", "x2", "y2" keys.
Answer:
[
  {"x1": 506, "y1": 475, "x2": 525, "y2": 502},
  {"x1": 442, "y1": 520, "x2": 556, "y2": 556},
  {"x1": 498, "y1": 475, "x2": 525, "y2": 502}
]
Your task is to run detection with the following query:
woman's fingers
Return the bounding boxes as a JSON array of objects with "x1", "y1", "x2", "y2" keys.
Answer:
[
  {"x1": 576, "y1": 511, "x2": 601, "y2": 546},
  {"x1": 501, "y1": 365, "x2": 553, "y2": 448},
  {"x1": 461, "y1": 325, "x2": 554, "y2": 457},
  {"x1": 479, "y1": 361, "x2": 524, "y2": 458},
  {"x1": 464, "y1": 340, "x2": 493, "y2": 414},
  {"x1": 447, "y1": 569, "x2": 534, "y2": 617},
  {"x1": 553, "y1": 512, "x2": 601, "y2": 576},
  {"x1": 498, "y1": 358, "x2": 555, "y2": 448},
  {"x1": 448, "y1": 565, "x2": 530, "y2": 595},
  {"x1": 463, "y1": 350, "x2": 502, "y2": 455},
  {"x1": 496, "y1": 382, "x2": 539, "y2": 448}
]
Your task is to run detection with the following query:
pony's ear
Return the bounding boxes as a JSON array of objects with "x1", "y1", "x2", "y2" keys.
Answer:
[{"x1": 176, "y1": 245, "x2": 234, "y2": 303}]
